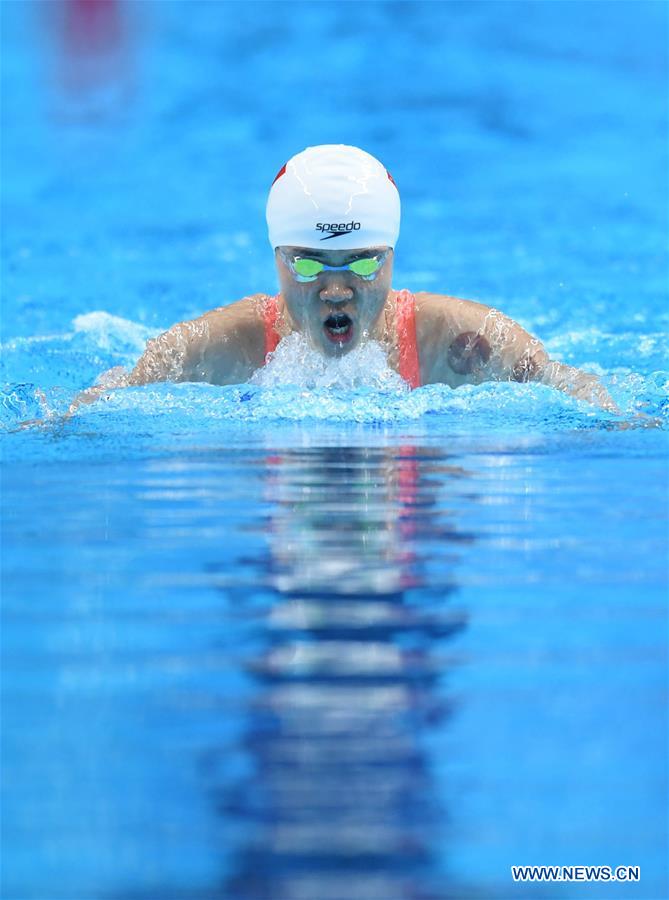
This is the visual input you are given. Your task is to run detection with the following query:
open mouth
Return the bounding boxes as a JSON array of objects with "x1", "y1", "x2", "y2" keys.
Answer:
[{"x1": 323, "y1": 312, "x2": 354, "y2": 344}]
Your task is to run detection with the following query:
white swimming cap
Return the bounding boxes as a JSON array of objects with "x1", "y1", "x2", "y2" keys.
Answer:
[{"x1": 266, "y1": 144, "x2": 400, "y2": 250}]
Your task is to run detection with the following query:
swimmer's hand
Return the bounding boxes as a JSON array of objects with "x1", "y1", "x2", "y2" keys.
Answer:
[
  {"x1": 535, "y1": 362, "x2": 662, "y2": 425},
  {"x1": 11, "y1": 398, "x2": 100, "y2": 431},
  {"x1": 8, "y1": 388, "x2": 64, "y2": 431},
  {"x1": 10, "y1": 367, "x2": 130, "y2": 431},
  {"x1": 604, "y1": 411, "x2": 663, "y2": 430},
  {"x1": 536, "y1": 361, "x2": 620, "y2": 413},
  {"x1": 10, "y1": 417, "x2": 54, "y2": 432}
]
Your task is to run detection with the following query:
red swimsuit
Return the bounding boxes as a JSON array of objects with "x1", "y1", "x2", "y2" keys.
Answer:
[{"x1": 262, "y1": 289, "x2": 421, "y2": 389}]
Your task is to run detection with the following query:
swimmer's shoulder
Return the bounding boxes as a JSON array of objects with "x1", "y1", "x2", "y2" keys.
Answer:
[
  {"x1": 129, "y1": 294, "x2": 276, "y2": 386},
  {"x1": 413, "y1": 291, "x2": 493, "y2": 330},
  {"x1": 203, "y1": 293, "x2": 271, "y2": 333},
  {"x1": 194, "y1": 293, "x2": 275, "y2": 375},
  {"x1": 200, "y1": 292, "x2": 283, "y2": 342}
]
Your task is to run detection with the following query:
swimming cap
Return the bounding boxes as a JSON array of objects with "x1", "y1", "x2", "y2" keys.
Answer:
[{"x1": 266, "y1": 145, "x2": 400, "y2": 251}]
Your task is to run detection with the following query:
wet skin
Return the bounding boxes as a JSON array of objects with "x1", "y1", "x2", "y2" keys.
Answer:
[
  {"x1": 59, "y1": 245, "x2": 621, "y2": 417},
  {"x1": 275, "y1": 246, "x2": 394, "y2": 357},
  {"x1": 446, "y1": 331, "x2": 492, "y2": 375}
]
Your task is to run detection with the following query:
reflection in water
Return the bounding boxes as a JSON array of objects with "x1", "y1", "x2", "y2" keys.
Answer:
[{"x1": 205, "y1": 446, "x2": 473, "y2": 900}]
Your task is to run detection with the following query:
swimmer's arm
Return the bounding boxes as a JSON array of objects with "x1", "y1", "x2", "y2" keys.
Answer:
[
  {"x1": 416, "y1": 293, "x2": 620, "y2": 412},
  {"x1": 66, "y1": 298, "x2": 267, "y2": 416},
  {"x1": 483, "y1": 314, "x2": 620, "y2": 412},
  {"x1": 67, "y1": 367, "x2": 130, "y2": 415},
  {"x1": 532, "y1": 359, "x2": 620, "y2": 412},
  {"x1": 127, "y1": 298, "x2": 267, "y2": 387},
  {"x1": 65, "y1": 323, "x2": 208, "y2": 417},
  {"x1": 125, "y1": 320, "x2": 208, "y2": 386},
  {"x1": 475, "y1": 308, "x2": 620, "y2": 411}
]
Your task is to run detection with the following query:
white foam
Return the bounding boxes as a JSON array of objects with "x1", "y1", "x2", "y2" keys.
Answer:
[
  {"x1": 72, "y1": 311, "x2": 155, "y2": 352},
  {"x1": 251, "y1": 332, "x2": 407, "y2": 392}
]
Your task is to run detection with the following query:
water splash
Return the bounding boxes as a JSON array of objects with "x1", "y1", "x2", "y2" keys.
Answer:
[
  {"x1": 72, "y1": 311, "x2": 153, "y2": 355},
  {"x1": 1, "y1": 311, "x2": 667, "y2": 434},
  {"x1": 252, "y1": 332, "x2": 407, "y2": 392}
]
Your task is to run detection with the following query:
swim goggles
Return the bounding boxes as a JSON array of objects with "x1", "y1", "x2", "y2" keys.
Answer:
[{"x1": 279, "y1": 249, "x2": 389, "y2": 283}]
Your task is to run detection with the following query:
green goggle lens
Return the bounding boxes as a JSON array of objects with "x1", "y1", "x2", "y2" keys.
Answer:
[
  {"x1": 291, "y1": 256, "x2": 383, "y2": 280},
  {"x1": 348, "y1": 257, "x2": 381, "y2": 277},
  {"x1": 293, "y1": 258, "x2": 325, "y2": 278}
]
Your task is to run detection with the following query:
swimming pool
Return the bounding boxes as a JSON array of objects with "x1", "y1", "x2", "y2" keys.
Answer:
[{"x1": 2, "y1": 2, "x2": 668, "y2": 898}]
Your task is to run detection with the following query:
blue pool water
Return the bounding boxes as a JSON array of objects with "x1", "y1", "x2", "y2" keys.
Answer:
[{"x1": 2, "y1": 2, "x2": 668, "y2": 898}]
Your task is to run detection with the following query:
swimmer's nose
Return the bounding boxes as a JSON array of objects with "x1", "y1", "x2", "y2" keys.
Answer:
[{"x1": 319, "y1": 277, "x2": 354, "y2": 304}]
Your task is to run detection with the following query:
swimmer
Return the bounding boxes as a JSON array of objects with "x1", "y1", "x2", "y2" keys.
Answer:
[{"x1": 72, "y1": 144, "x2": 618, "y2": 412}]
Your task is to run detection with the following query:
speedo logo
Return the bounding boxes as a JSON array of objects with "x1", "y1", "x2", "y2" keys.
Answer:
[{"x1": 316, "y1": 222, "x2": 362, "y2": 240}]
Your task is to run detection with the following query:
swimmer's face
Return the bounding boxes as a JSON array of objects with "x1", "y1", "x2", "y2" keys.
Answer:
[{"x1": 275, "y1": 246, "x2": 394, "y2": 356}]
